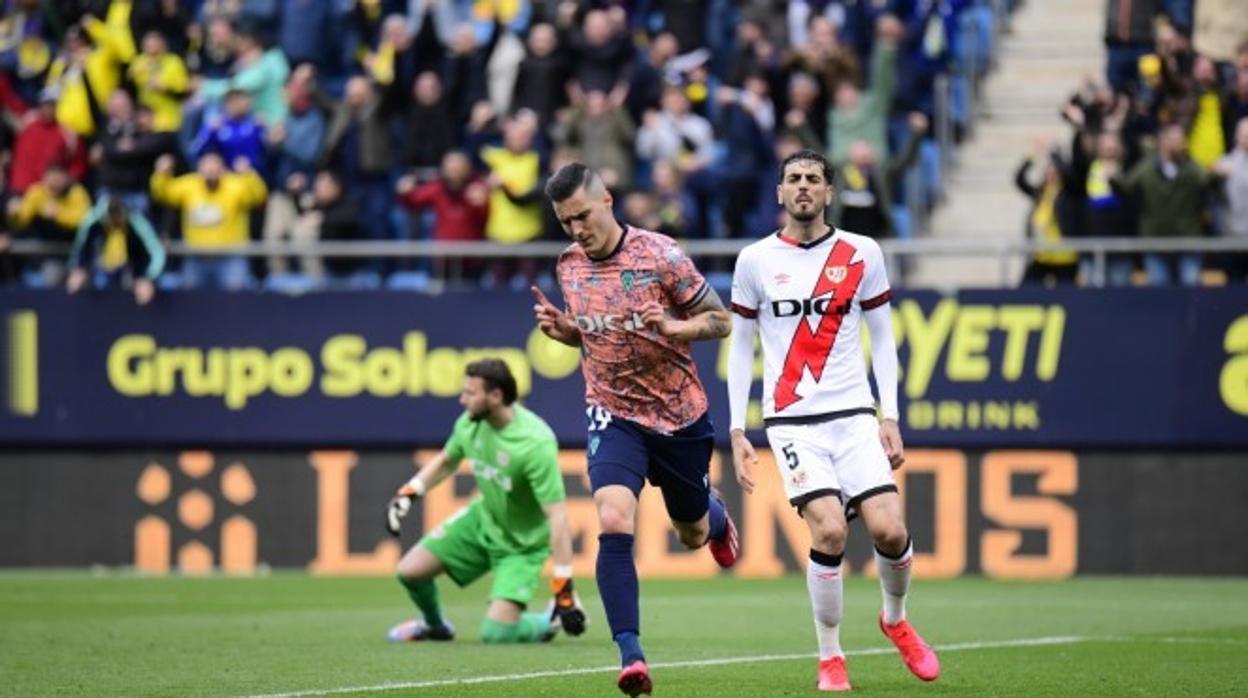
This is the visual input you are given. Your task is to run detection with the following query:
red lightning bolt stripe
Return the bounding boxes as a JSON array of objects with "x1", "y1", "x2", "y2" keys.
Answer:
[{"x1": 772, "y1": 239, "x2": 864, "y2": 412}]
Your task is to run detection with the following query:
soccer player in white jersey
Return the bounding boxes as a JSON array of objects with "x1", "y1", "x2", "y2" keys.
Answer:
[{"x1": 725, "y1": 149, "x2": 939, "y2": 692}]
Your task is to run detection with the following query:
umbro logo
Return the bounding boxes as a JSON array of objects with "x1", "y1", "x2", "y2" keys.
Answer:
[{"x1": 775, "y1": 272, "x2": 791, "y2": 285}]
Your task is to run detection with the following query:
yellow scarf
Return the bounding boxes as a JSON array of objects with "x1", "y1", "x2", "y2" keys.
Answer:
[
  {"x1": 1030, "y1": 181, "x2": 1077, "y2": 265},
  {"x1": 100, "y1": 223, "x2": 128, "y2": 271},
  {"x1": 843, "y1": 164, "x2": 868, "y2": 191},
  {"x1": 1189, "y1": 91, "x2": 1225, "y2": 169}
]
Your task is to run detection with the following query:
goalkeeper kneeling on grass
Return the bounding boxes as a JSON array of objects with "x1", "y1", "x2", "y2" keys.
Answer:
[{"x1": 385, "y1": 358, "x2": 586, "y2": 644}]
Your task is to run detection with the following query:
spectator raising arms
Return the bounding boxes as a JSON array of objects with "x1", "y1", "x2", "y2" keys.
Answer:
[{"x1": 149, "y1": 152, "x2": 266, "y2": 290}]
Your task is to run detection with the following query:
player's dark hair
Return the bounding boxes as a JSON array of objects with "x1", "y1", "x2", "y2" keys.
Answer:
[
  {"x1": 545, "y1": 162, "x2": 598, "y2": 202},
  {"x1": 465, "y1": 358, "x2": 518, "y2": 405},
  {"x1": 779, "y1": 149, "x2": 834, "y2": 185}
]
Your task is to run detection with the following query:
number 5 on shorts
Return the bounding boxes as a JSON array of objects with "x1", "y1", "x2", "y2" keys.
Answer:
[{"x1": 782, "y1": 444, "x2": 799, "y2": 470}]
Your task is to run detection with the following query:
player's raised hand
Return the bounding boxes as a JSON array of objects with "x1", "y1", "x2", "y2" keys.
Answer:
[
  {"x1": 880, "y1": 419, "x2": 905, "y2": 470},
  {"x1": 729, "y1": 429, "x2": 758, "y2": 494},
  {"x1": 531, "y1": 286, "x2": 580, "y2": 345}
]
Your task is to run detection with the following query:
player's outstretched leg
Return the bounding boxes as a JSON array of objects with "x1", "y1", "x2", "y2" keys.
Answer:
[
  {"x1": 875, "y1": 538, "x2": 939, "y2": 681},
  {"x1": 390, "y1": 576, "x2": 457, "y2": 642},
  {"x1": 595, "y1": 486, "x2": 649, "y2": 696},
  {"x1": 863, "y1": 492, "x2": 940, "y2": 682},
  {"x1": 391, "y1": 546, "x2": 456, "y2": 642}
]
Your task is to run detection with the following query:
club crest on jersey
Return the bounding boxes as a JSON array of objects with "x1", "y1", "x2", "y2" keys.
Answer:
[
  {"x1": 620, "y1": 269, "x2": 658, "y2": 292},
  {"x1": 825, "y1": 265, "x2": 848, "y2": 284}
]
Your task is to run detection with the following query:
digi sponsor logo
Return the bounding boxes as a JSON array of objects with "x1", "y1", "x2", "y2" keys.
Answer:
[
  {"x1": 771, "y1": 297, "x2": 851, "y2": 318},
  {"x1": 134, "y1": 451, "x2": 258, "y2": 574},
  {"x1": 573, "y1": 312, "x2": 647, "y2": 334}
]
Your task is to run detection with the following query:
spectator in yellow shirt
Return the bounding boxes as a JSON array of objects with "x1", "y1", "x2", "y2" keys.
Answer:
[
  {"x1": 8, "y1": 164, "x2": 91, "y2": 234},
  {"x1": 480, "y1": 110, "x2": 544, "y2": 244},
  {"x1": 45, "y1": 13, "x2": 135, "y2": 137},
  {"x1": 127, "y1": 30, "x2": 190, "y2": 132},
  {"x1": 150, "y1": 152, "x2": 267, "y2": 290},
  {"x1": 6, "y1": 164, "x2": 91, "y2": 286}
]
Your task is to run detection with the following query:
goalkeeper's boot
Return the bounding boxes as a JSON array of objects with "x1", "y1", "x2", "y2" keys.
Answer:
[
  {"x1": 816, "y1": 656, "x2": 851, "y2": 692},
  {"x1": 708, "y1": 494, "x2": 740, "y2": 569},
  {"x1": 386, "y1": 618, "x2": 456, "y2": 643},
  {"x1": 878, "y1": 612, "x2": 940, "y2": 681},
  {"x1": 617, "y1": 660, "x2": 652, "y2": 696}
]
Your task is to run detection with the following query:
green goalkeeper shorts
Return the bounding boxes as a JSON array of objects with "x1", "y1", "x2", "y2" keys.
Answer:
[{"x1": 419, "y1": 503, "x2": 549, "y2": 606}]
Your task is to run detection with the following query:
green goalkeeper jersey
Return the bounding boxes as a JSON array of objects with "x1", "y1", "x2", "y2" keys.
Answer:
[{"x1": 443, "y1": 404, "x2": 565, "y2": 554}]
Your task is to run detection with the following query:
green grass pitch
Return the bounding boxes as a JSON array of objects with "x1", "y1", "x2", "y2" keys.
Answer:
[{"x1": 2, "y1": 574, "x2": 1245, "y2": 697}]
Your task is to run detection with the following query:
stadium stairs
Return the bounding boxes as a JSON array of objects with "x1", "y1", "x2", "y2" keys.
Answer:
[{"x1": 909, "y1": 0, "x2": 1104, "y2": 289}]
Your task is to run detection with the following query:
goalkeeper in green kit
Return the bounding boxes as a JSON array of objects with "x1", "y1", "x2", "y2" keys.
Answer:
[{"x1": 385, "y1": 358, "x2": 586, "y2": 644}]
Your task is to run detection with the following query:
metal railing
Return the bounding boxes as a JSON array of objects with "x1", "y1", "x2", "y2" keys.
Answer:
[{"x1": 9, "y1": 236, "x2": 1248, "y2": 288}]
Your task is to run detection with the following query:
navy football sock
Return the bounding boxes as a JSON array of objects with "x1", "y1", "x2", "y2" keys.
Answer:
[
  {"x1": 597, "y1": 533, "x2": 644, "y2": 665},
  {"x1": 707, "y1": 495, "x2": 728, "y2": 543},
  {"x1": 614, "y1": 631, "x2": 644, "y2": 667}
]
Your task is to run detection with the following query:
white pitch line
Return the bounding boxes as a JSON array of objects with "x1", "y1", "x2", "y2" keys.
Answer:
[{"x1": 243, "y1": 634, "x2": 1094, "y2": 698}]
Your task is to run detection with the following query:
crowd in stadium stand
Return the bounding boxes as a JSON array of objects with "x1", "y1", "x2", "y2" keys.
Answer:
[
  {"x1": 1017, "y1": 0, "x2": 1248, "y2": 286},
  {"x1": 0, "y1": 0, "x2": 1009, "y2": 294}
]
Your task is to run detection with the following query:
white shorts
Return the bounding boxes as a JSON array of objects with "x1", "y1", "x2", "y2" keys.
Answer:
[{"x1": 764, "y1": 413, "x2": 897, "y2": 515}]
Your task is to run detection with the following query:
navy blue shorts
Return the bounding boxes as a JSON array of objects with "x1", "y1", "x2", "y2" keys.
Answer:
[{"x1": 585, "y1": 405, "x2": 715, "y2": 524}]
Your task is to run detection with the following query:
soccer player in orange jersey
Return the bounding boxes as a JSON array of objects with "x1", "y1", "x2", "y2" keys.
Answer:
[{"x1": 533, "y1": 162, "x2": 739, "y2": 696}]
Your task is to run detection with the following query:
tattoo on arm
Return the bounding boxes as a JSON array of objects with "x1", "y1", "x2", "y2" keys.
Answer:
[
  {"x1": 686, "y1": 286, "x2": 732, "y2": 340},
  {"x1": 687, "y1": 285, "x2": 725, "y2": 315}
]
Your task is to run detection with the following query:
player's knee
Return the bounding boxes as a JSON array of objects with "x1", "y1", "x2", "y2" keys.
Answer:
[
  {"x1": 806, "y1": 511, "x2": 847, "y2": 553},
  {"x1": 597, "y1": 504, "x2": 634, "y2": 534},
  {"x1": 675, "y1": 523, "x2": 708, "y2": 549},
  {"x1": 395, "y1": 560, "x2": 418, "y2": 581},
  {"x1": 810, "y1": 525, "x2": 846, "y2": 555},
  {"x1": 872, "y1": 525, "x2": 909, "y2": 558}
]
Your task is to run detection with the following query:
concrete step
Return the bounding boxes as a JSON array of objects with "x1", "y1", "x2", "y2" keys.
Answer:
[{"x1": 915, "y1": 0, "x2": 1103, "y2": 287}]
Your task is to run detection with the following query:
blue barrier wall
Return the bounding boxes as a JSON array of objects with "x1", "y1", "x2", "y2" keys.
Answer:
[{"x1": 2, "y1": 288, "x2": 1246, "y2": 447}]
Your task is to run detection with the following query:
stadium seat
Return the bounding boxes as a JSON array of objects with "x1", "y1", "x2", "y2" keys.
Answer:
[
  {"x1": 156, "y1": 272, "x2": 184, "y2": 290},
  {"x1": 386, "y1": 271, "x2": 432, "y2": 291},
  {"x1": 341, "y1": 271, "x2": 383, "y2": 290},
  {"x1": 262, "y1": 273, "x2": 325, "y2": 295}
]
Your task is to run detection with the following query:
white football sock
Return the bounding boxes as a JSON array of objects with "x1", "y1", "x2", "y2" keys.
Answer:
[
  {"x1": 807, "y1": 550, "x2": 844, "y2": 660},
  {"x1": 875, "y1": 538, "x2": 913, "y2": 625}
]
